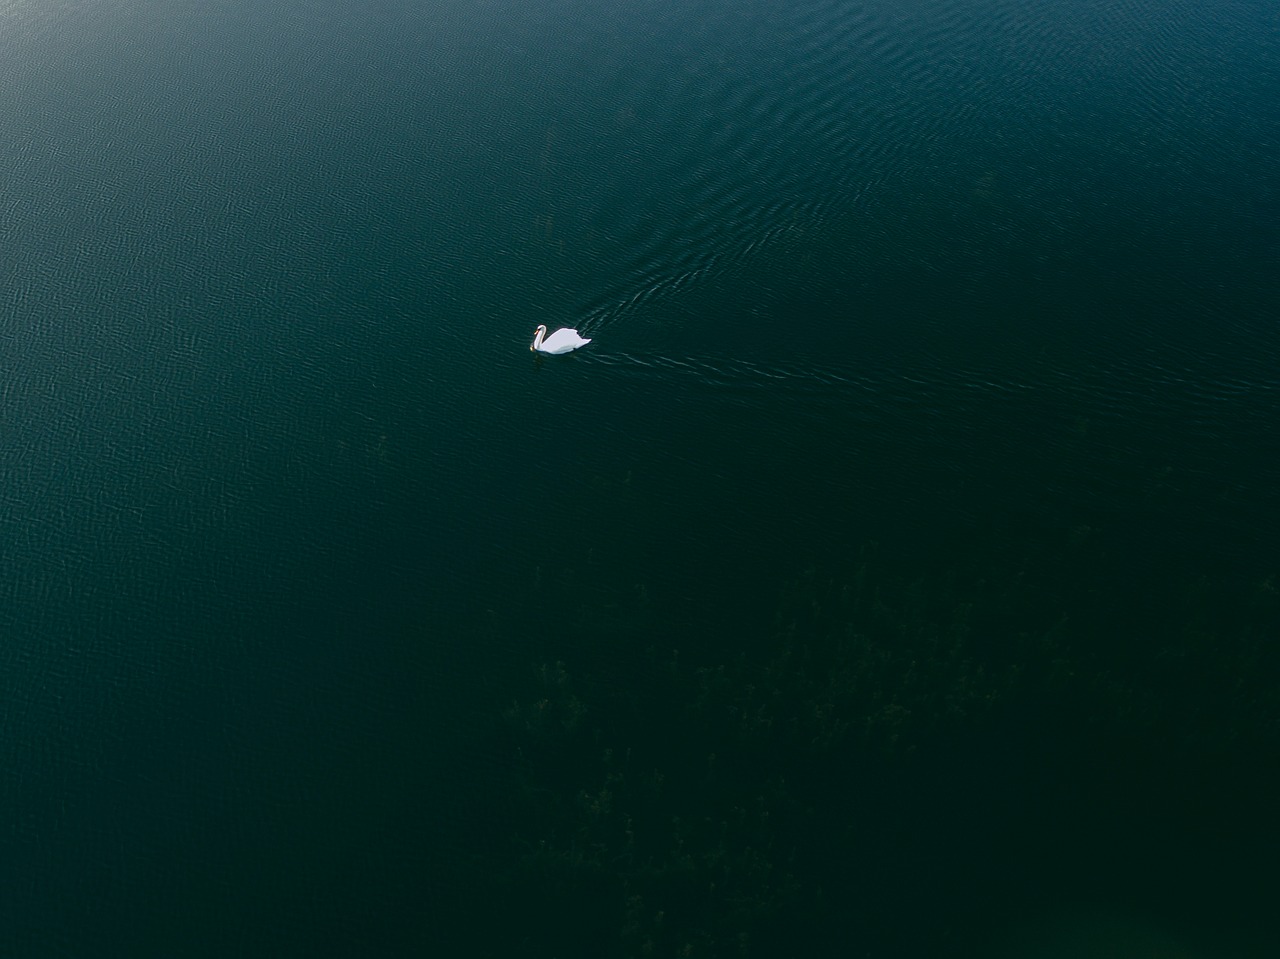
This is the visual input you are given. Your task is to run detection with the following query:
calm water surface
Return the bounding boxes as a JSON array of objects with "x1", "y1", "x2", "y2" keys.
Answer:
[{"x1": 2, "y1": 0, "x2": 1277, "y2": 954}]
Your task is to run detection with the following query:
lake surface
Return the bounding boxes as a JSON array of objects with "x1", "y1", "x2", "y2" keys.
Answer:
[{"x1": 2, "y1": 0, "x2": 1277, "y2": 955}]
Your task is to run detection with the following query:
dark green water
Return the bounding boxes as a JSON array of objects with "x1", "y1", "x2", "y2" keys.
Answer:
[{"x1": 2, "y1": 0, "x2": 1277, "y2": 955}]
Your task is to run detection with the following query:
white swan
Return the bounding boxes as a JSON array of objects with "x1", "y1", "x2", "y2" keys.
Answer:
[{"x1": 531, "y1": 324, "x2": 591, "y2": 354}]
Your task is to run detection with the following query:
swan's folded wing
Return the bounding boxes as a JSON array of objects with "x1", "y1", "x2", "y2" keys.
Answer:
[{"x1": 543, "y1": 329, "x2": 590, "y2": 352}]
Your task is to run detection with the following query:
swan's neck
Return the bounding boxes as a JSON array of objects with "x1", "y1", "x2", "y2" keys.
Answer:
[{"x1": 532, "y1": 327, "x2": 545, "y2": 351}]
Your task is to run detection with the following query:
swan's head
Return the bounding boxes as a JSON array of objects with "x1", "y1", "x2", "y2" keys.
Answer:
[{"x1": 530, "y1": 324, "x2": 547, "y2": 351}]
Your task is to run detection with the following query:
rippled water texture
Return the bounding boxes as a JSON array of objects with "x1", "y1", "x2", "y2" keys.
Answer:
[{"x1": 2, "y1": 0, "x2": 1277, "y2": 954}]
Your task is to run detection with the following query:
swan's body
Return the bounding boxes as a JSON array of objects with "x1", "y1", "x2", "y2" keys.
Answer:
[{"x1": 531, "y1": 324, "x2": 591, "y2": 354}]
